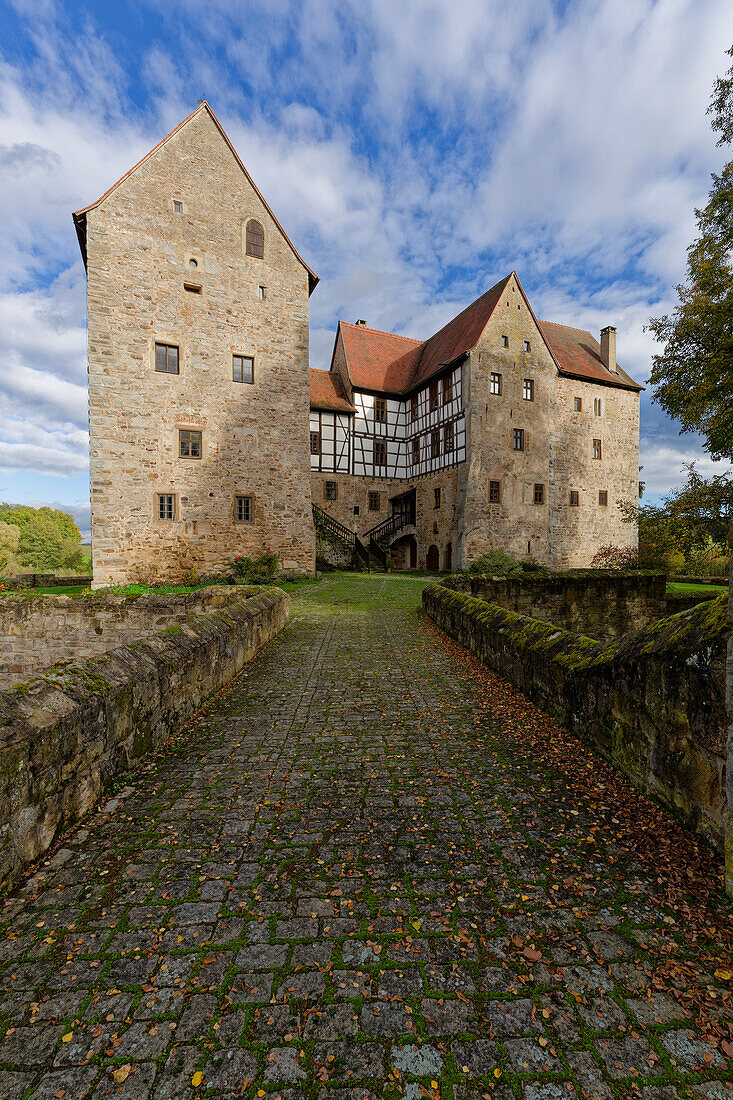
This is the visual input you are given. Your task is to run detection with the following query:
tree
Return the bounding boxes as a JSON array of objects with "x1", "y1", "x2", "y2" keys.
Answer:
[
  {"x1": 0, "y1": 503, "x2": 80, "y2": 542},
  {"x1": 16, "y1": 518, "x2": 66, "y2": 570},
  {"x1": 664, "y1": 462, "x2": 733, "y2": 549},
  {"x1": 0, "y1": 521, "x2": 20, "y2": 572},
  {"x1": 647, "y1": 47, "x2": 733, "y2": 460}
]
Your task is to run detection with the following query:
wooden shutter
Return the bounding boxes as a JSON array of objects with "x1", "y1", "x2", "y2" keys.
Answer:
[{"x1": 246, "y1": 219, "x2": 264, "y2": 258}]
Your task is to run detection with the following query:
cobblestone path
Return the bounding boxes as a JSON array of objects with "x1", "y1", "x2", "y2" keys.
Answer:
[{"x1": 2, "y1": 574, "x2": 732, "y2": 1100}]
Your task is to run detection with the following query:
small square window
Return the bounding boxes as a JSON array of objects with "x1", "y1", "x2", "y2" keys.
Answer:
[
  {"x1": 431, "y1": 429, "x2": 440, "y2": 459},
  {"x1": 523, "y1": 339, "x2": 530, "y2": 352},
  {"x1": 434, "y1": 487, "x2": 441, "y2": 509},
  {"x1": 513, "y1": 428, "x2": 525, "y2": 451},
  {"x1": 375, "y1": 397, "x2": 387, "y2": 423},
  {"x1": 443, "y1": 376, "x2": 453, "y2": 403},
  {"x1": 501, "y1": 335, "x2": 508, "y2": 348},
  {"x1": 523, "y1": 378, "x2": 534, "y2": 401},
  {"x1": 592, "y1": 438, "x2": 602, "y2": 460},
  {"x1": 258, "y1": 285, "x2": 266, "y2": 300},
  {"x1": 233, "y1": 354, "x2": 254, "y2": 384},
  {"x1": 157, "y1": 493, "x2": 175, "y2": 520},
  {"x1": 368, "y1": 491, "x2": 380, "y2": 512},
  {"x1": 235, "y1": 495, "x2": 252, "y2": 522},
  {"x1": 373, "y1": 439, "x2": 387, "y2": 469},
  {"x1": 173, "y1": 201, "x2": 183, "y2": 214},
  {"x1": 179, "y1": 429, "x2": 202, "y2": 459},
  {"x1": 310, "y1": 431, "x2": 320, "y2": 455},
  {"x1": 489, "y1": 480, "x2": 501, "y2": 503},
  {"x1": 574, "y1": 396, "x2": 582, "y2": 412},
  {"x1": 534, "y1": 483, "x2": 544, "y2": 505},
  {"x1": 569, "y1": 490, "x2": 580, "y2": 507},
  {"x1": 412, "y1": 436, "x2": 420, "y2": 464},
  {"x1": 490, "y1": 372, "x2": 502, "y2": 396},
  {"x1": 599, "y1": 490, "x2": 608, "y2": 506},
  {"x1": 325, "y1": 481, "x2": 337, "y2": 501},
  {"x1": 444, "y1": 422, "x2": 454, "y2": 453},
  {"x1": 155, "y1": 342, "x2": 179, "y2": 374}
]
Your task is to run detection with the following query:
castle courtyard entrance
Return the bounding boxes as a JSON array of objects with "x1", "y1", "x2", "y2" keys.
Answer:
[{"x1": 2, "y1": 573, "x2": 731, "y2": 1097}]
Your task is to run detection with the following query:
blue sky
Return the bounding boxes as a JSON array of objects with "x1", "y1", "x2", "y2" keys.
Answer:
[{"x1": 0, "y1": 0, "x2": 731, "y2": 536}]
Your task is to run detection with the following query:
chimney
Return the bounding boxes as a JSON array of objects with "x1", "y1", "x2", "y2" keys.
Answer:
[
  {"x1": 600, "y1": 325, "x2": 617, "y2": 373},
  {"x1": 355, "y1": 319, "x2": 367, "y2": 326}
]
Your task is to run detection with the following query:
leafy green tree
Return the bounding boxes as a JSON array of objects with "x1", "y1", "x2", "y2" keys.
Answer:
[
  {"x1": 0, "y1": 503, "x2": 81, "y2": 542},
  {"x1": 664, "y1": 462, "x2": 733, "y2": 548},
  {"x1": 0, "y1": 521, "x2": 20, "y2": 572},
  {"x1": 16, "y1": 518, "x2": 66, "y2": 570},
  {"x1": 647, "y1": 46, "x2": 733, "y2": 459}
]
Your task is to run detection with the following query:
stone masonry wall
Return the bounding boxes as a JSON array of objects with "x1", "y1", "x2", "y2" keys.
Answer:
[
  {"x1": 424, "y1": 584, "x2": 729, "y2": 856},
  {"x1": 0, "y1": 587, "x2": 288, "y2": 889},
  {"x1": 0, "y1": 586, "x2": 264, "y2": 688},
  {"x1": 441, "y1": 571, "x2": 668, "y2": 641}
]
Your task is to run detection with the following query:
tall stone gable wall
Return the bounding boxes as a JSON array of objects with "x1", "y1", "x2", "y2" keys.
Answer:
[{"x1": 85, "y1": 107, "x2": 315, "y2": 586}]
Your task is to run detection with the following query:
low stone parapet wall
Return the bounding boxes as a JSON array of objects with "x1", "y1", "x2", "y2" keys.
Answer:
[
  {"x1": 3, "y1": 574, "x2": 93, "y2": 590},
  {"x1": 423, "y1": 583, "x2": 729, "y2": 857},
  {"x1": 0, "y1": 587, "x2": 288, "y2": 889},
  {"x1": 0, "y1": 585, "x2": 257, "y2": 688},
  {"x1": 440, "y1": 570, "x2": 667, "y2": 641}
]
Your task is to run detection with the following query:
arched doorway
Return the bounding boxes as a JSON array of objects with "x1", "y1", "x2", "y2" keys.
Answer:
[
  {"x1": 426, "y1": 544, "x2": 440, "y2": 571},
  {"x1": 444, "y1": 542, "x2": 452, "y2": 571}
]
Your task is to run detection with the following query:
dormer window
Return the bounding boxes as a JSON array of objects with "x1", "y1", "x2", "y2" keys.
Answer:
[{"x1": 246, "y1": 219, "x2": 264, "y2": 258}]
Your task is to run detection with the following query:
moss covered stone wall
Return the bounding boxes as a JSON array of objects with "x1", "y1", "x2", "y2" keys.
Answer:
[
  {"x1": 0, "y1": 587, "x2": 288, "y2": 889},
  {"x1": 424, "y1": 583, "x2": 729, "y2": 857}
]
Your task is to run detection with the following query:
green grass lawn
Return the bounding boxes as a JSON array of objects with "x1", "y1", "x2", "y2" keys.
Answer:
[{"x1": 666, "y1": 581, "x2": 728, "y2": 595}]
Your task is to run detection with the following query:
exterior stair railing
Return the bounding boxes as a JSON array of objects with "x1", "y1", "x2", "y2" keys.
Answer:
[
  {"x1": 363, "y1": 510, "x2": 413, "y2": 568},
  {"x1": 312, "y1": 504, "x2": 369, "y2": 566}
]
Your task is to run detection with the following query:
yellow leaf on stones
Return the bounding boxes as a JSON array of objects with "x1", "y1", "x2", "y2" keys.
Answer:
[
  {"x1": 431, "y1": 1082, "x2": 438, "y2": 1089},
  {"x1": 493, "y1": 1068, "x2": 502, "y2": 1078},
  {"x1": 411, "y1": 920, "x2": 422, "y2": 931},
  {"x1": 539, "y1": 1037, "x2": 548, "y2": 1047},
  {"x1": 62, "y1": 1033, "x2": 73, "y2": 1043},
  {"x1": 112, "y1": 1065, "x2": 132, "y2": 1084},
  {"x1": 191, "y1": 1071, "x2": 203, "y2": 1087},
  {"x1": 714, "y1": 969, "x2": 731, "y2": 980}
]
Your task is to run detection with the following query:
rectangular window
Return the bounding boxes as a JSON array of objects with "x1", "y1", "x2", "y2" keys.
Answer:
[
  {"x1": 501, "y1": 335, "x2": 508, "y2": 348},
  {"x1": 533, "y1": 483, "x2": 545, "y2": 505},
  {"x1": 235, "y1": 495, "x2": 252, "y2": 522},
  {"x1": 183, "y1": 283, "x2": 201, "y2": 295},
  {"x1": 513, "y1": 428, "x2": 525, "y2": 451},
  {"x1": 443, "y1": 375, "x2": 453, "y2": 404},
  {"x1": 574, "y1": 396, "x2": 582, "y2": 412},
  {"x1": 155, "y1": 342, "x2": 179, "y2": 374},
  {"x1": 179, "y1": 429, "x2": 201, "y2": 459},
  {"x1": 592, "y1": 438, "x2": 602, "y2": 460},
  {"x1": 594, "y1": 397, "x2": 602, "y2": 416},
  {"x1": 258, "y1": 285, "x2": 266, "y2": 300},
  {"x1": 490, "y1": 372, "x2": 502, "y2": 395},
  {"x1": 325, "y1": 481, "x2": 337, "y2": 501},
  {"x1": 429, "y1": 382, "x2": 439, "y2": 411},
  {"x1": 375, "y1": 397, "x2": 387, "y2": 423},
  {"x1": 157, "y1": 494, "x2": 175, "y2": 520},
  {"x1": 374, "y1": 439, "x2": 387, "y2": 469},
  {"x1": 411, "y1": 394, "x2": 419, "y2": 421},
  {"x1": 173, "y1": 201, "x2": 183, "y2": 214},
  {"x1": 599, "y1": 490, "x2": 608, "y2": 506},
  {"x1": 310, "y1": 431, "x2": 320, "y2": 455},
  {"x1": 233, "y1": 354, "x2": 254, "y2": 384},
  {"x1": 434, "y1": 487, "x2": 441, "y2": 509},
  {"x1": 489, "y1": 480, "x2": 501, "y2": 503},
  {"x1": 412, "y1": 436, "x2": 420, "y2": 464},
  {"x1": 523, "y1": 378, "x2": 534, "y2": 401},
  {"x1": 523, "y1": 340, "x2": 530, "y2": 352},
  {"x1": 354, "y1": 505, "x2": 360, "y2": 516},
  {"x1": 431, "y1": 429, "x2": 440, "y2": 459},
  {"x1": 368, "y1": 491, "x2": 380, "y2": 512},
  {"x1": 444, "y1": 422, "x2": 454, "y2": 453},
  {"x1": 570, "y1": 490, "x2": 580, "y2": 507}
]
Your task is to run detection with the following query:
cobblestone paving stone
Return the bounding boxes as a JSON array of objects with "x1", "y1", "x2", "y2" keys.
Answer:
[{"x1": 1, "y1": 574, "x2": 733, "y2": 1100}]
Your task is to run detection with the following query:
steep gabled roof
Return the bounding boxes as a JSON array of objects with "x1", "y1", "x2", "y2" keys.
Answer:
[
  {"x1": 338, "y1": 322, "x2": 423, "y2": 393},
  {"x1": 539, "y1": 321, "x2": 643, "y2": 391},
  {"x1": 72, "y1": 101, "x2": 318, "y2": 295},
  {"x1": 309, "y1": 368, "x2": 355, "y2": 412}
]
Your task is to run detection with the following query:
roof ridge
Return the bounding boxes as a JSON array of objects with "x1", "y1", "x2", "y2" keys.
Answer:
[
  {"x1": 340, "y1": 321, "x2": 423, "y2": 344},
  {"x1": 540, "y1": 319, "x2": 595, "y2": 339}
]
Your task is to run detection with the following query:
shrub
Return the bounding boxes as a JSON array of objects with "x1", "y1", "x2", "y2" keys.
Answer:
[
  {"x1": 469, "y1": 549, "x2": 521, "y2": 576},
  {"x1": 590, "y1": 545, "x2": 637, "y2": 570},
  {"x1": 231, "y1": 548, "x2": 279, "y2": 584}
]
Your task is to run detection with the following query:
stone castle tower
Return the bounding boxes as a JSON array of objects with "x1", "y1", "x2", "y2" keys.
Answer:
[{"x1": 74, "y1": 102, "x2": 317, "y2": 585}]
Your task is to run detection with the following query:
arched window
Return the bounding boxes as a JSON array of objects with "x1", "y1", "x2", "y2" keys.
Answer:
[{"x1": 246, "y1": 219, "x2": 264, "y2": 258}]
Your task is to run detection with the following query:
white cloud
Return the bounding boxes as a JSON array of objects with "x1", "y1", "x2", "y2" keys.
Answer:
[{"x1": 639, "y1": 443, "x2": 733, "y2": 496}]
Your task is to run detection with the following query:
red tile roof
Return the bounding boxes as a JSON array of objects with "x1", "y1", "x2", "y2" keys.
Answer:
[
  {"x1": 309, "y1": 368, "x2": 355, "y2": 412},
  {"x1": 338, "y1": 323, "x2": 423, "y2": 393},
  {"x1": 72, "y1": 102, "x2": 318, "y2": 295},
  {"x1": 539, "y1": 321, "x2": 642, "y2": 391}
]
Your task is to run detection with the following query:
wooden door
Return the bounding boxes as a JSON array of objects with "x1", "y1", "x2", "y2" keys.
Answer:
[{"x1": 426, "y1": 544, "x2": 440, "y2": 571}]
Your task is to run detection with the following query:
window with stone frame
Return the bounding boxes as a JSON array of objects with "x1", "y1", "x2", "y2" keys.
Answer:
[
  {"x1": 235, "y1": 495, "x2": 252, "y2": 522},
  {"x1": 411, "y1": 394, "x2": 419, "y2": 421},
  {"x1": 429, "y1": 381, "x2": 439, "y2": 411},
  {"x1": 373, "y1": 439, "x2": 387, "y2": 469},
  {"x1": 444, "y1": 422, "x2": 454, "y2": 454},
  {"x1": 592, "y1": 438, "x2": 602, "y2": 460},
  {"x1": 490, "y1": 372, "x2": 502, "y2": 395},
  {"x1": 325, "y1": 481, "x2": 338, "y2": 501},
  {"x1": 523, "y1": 378, "x2": 535, "y2": 401},
  {"x1": 569, "y1": 490, "x2": 580, "y2": 507},
  {"x1": 489, "y1": 480, "x2": 501, "y2": 503},
  {"x1": 443, "y1": 375, "x2": 453, "y2": 404},
  {"x1": 310, "y1": 431, "x2": 320, "y2": 455},
  {"x1": 173, "y1": 200, "x2": 183, "y2": 214},
  {"x1": 375, "y1": 397, "x2": 387, "y2": 423},
  {"x1": 233, "y1": 354, "x2": 254, "y2": 384},
  {"x1": 533, "y1": 483, "x2": 545, "y2": 504},
  {"x1": 431, "y1": 429, "x2": 441, "y2": 459},
  {"x1": 368, "y1": 491, "x2": 380, "y2": 512},
  {"x1": 523, "y1": 340, "x2": 531, "y2": 352},
  {"x1": 157, "y1": 493, "x2": 175, "y2": 520},
  {"x1": 434, "y1": 487, "x2": 441, "y2": 509},
  {"x1": 512, "y1": 428, "x2": 525, "y2": 451},
  {"x1": 574, "y1": 396, "x2": 582, "y2": 411},
  {"x1": 245, "y1": 219, "x2": 264, "y2": 258},
  {"x1": 501, "y1": 335, "x2": 508, "y2": 347},
  {"x1": 155, "y1": 342, "x2": 179, "y2": 374},
  {"x1": 598, "y1": 490, "x2": 608, "y2": 506},
  {"x1": 412, "y1": 436, "x2": 420, "y2": 464},
  {"x1": 179, "y1": 429, "x2": 201, "y2": 459},
  {"x1": 594, "y1": 397, "x2": 602, "y2": 416}
]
